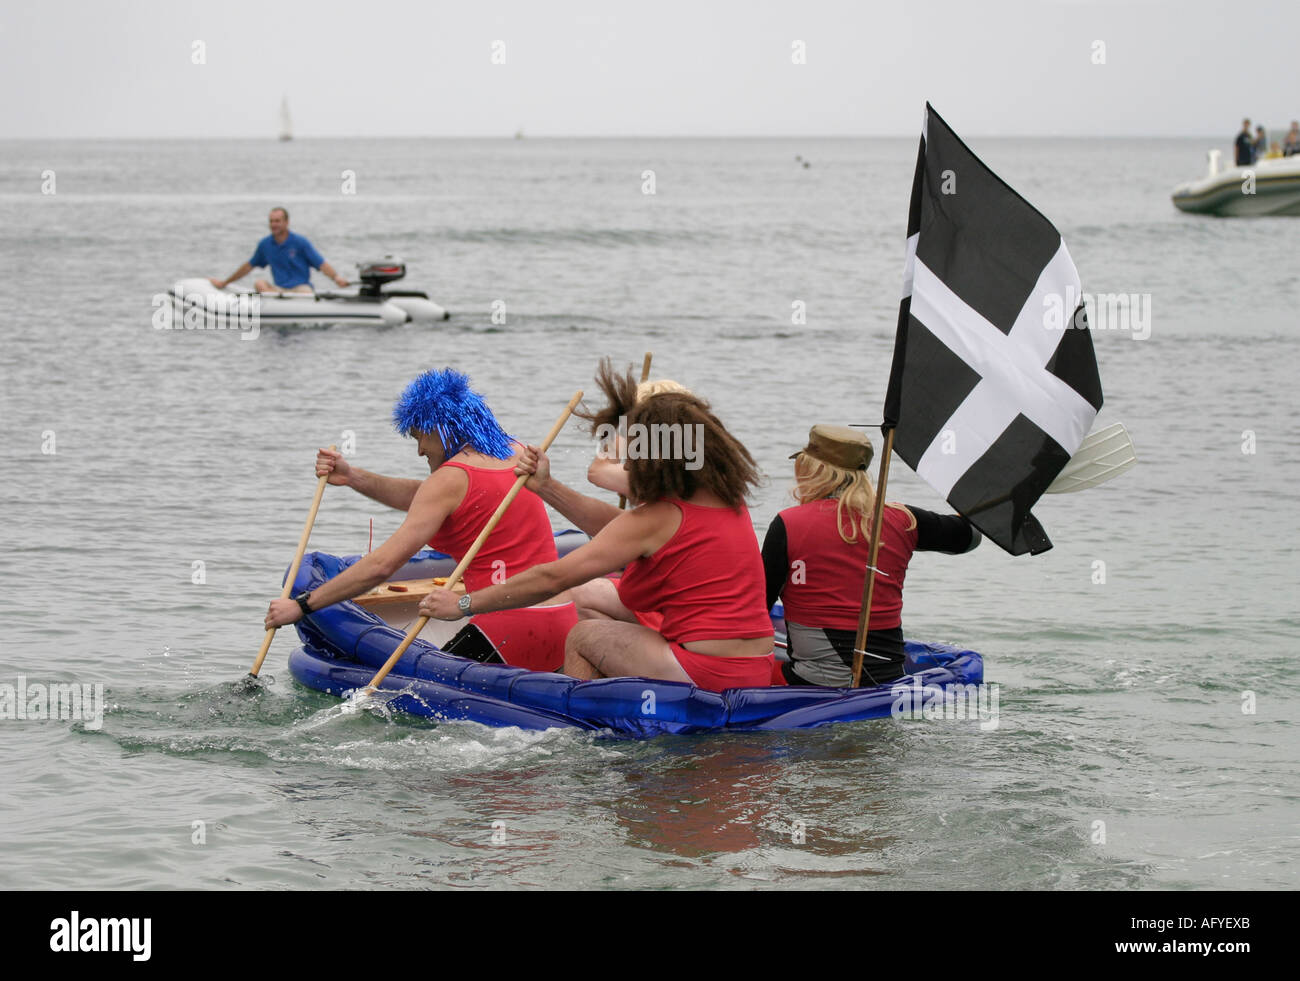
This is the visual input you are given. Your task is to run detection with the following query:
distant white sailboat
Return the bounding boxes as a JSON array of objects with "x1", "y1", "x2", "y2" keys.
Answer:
[{"x1": 279, "y1": 96, "x2": 293, "y2": 142}]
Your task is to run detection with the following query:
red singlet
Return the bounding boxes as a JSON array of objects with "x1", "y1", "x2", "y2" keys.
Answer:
[
  {"x1": 618, "y1": 500, "x2": 774, "y2": 691},
  {"x1": 430, "y1": 461, "x2": 569, "y2": 672},
  {"x1": 619, "y1": 501, "x2": 773, "y2": 643},
  {"x1": 777, "y1": 500, "x2": 917, "y2": 632},
  {"x1": 428, "y1": 461, "x2": 558, "y2": 591}
]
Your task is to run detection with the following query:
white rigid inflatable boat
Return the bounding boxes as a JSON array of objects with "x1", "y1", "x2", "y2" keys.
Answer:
[
  {"x1": 170, "y1": 258, "x2": 449, "y2": 328},
  {"x1": 1171, "y1": 149, "x2": 1300, "y2": 216}
]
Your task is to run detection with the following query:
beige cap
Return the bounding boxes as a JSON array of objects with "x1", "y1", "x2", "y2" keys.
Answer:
[{"x1": 790, "y1": 424, "x2": 873, "y2": 471}]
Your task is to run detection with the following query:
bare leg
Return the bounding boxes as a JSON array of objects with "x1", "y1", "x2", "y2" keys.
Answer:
[
  {"x1": 255, "y1": 279, "x2": 274, "y2": 292},
  {"x1": 569, "y1": 577, "x2": 635, "y2": 621},
  {"x1": 563, "y1": 620, "x2": 693, "y2": 684}
]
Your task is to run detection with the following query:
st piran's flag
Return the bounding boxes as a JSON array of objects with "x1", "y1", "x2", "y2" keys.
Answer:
[{"x1": 883, "y1": 103, "x2": 1103, "y2": 555}]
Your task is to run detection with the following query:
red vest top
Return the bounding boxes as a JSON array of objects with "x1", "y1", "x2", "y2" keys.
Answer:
[
  {"x1": 617, "y1": 501, "x2": 773, "y2": 644},
  {"x1": 428, "y1": 462, "x2": 558, "y2": 592},
  {"x1": 778, "y1": 501, "x2": 918, "y2": 632}
]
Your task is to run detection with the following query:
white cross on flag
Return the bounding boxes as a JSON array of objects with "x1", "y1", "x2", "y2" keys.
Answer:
[{"x1": 883, "y1": 104, "x2": 1103, "y2": 555}]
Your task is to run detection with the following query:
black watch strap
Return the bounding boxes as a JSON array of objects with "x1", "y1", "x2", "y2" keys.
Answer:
[{"x1": 294, "y1": 592, "x2": 313, "y2": 617}]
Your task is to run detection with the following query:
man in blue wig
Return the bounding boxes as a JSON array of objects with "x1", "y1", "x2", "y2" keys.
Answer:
[{"x1": 265, "y1": 368, "x2": 578, "y2": 672}]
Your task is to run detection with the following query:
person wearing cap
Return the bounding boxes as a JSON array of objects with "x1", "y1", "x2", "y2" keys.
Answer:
[
  {"x1": 763, "y1": 424, "x2": 981, "y2": 687},
  {"x1": 418, "y1": 360, "x2": 775, "y2": 692},
  {"x1": 263, "y1": 368, "x2": 577, "y2": 673}
]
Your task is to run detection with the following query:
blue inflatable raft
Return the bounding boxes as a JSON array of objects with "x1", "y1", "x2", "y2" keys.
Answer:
[{"x1": 287, "y1": 535, "x2": 985, "y2": 738}]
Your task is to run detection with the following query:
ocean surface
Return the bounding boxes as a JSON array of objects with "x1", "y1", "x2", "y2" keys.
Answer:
[{"x1": 0, "y1": 137, "x2": 1296, "y2": 890}]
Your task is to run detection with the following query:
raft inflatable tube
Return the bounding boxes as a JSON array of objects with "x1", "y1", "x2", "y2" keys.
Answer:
[
  {"x1": 286, "y1": 538, "x2": 985, "y2": 738},
  {"x1": 169, "y1": 277, "x2": 448, "y2": 328},
  {"x1": 1171, "y1": 152, "x2": 1300, "y2": 216}
]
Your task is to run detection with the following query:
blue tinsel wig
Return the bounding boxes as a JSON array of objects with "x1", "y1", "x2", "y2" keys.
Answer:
[{"x1": 392, "y1": 368, "x2": 513, "y2": 459}]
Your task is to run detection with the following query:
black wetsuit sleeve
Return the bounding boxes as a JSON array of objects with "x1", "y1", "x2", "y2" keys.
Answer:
[
  {"x1": 761, "y1": 515, "x2": 789, "y2": 611},
  {"x1": 909, "y1": 505, "x2": 980, "y2": 554}
]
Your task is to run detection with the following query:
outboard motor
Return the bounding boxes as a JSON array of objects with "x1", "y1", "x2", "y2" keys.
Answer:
[{"x1": 357, "y1": 257, "x2": 407, "y2": 297}]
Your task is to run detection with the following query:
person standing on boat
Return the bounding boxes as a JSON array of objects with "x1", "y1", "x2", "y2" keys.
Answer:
[
  {"x1": 209, "y1": 207, "x2": 349, "y2": 294},
  {"x1": 1254, "y1": 125, "x2": 1269, "y2": 161},
  {"x1": 1235, "y1": 119, "x2": 1255, "y2": 166},
  {"x1": 1283, "y1": 121, "x2": 1300, "y2": 157},
  {"x1": 263, "y1": 368, "x2": 577, "y2": 672},
  {"x1": 763, "y1": 425, "x2": 980, "y2": 687},
  {"x1": 418, "y1": 361, "x2": 776, "y2": 693}
]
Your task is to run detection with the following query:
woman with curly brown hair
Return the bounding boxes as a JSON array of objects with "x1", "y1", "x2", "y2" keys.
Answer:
[{"x1": 418, "y1": 360, "x2": 776, "y2": 691}]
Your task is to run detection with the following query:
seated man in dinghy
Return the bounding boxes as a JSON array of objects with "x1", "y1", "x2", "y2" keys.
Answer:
[
  {"x1": 263, "y1": 368, "x2": 577, "y2": 672},
  {"x1": 418, "y1": 360, "x2": 776, "y2": 693},
  {"x1": 209, "y1": 207, "x2": 349, "y2": 294}
]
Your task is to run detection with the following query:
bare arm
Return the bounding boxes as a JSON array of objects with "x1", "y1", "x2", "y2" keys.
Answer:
[
  {"x1": 587, "y1": 454, "x2": 630, "y2": 497},
  {"x1": 419, "y1": 506, "x2": 660, "y2": 620},
  {"x1": 319, "y1": 260, "x2": 349, "y2": 287},
  {"x1": 264, "y1": 467, "x2": 465, "y2": 627},
  {"x1": 211, "y1": 262, "x2": 252, "y2": 289},
  {"x1": 316, "y1": 447, "x2": 423, "y2": 511},
  {"x1": 516, "y1": 445, "x2": 623, "y2": 537}
]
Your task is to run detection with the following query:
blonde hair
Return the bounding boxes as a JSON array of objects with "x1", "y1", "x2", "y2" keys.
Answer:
[
  {"x1": 594, "y1": 379, "x2": 694, "y2": 456},
  {"x1": 792, "y1": 453, "x2": 907, "y2": 544},
  {"x1": 636, "y1": 378, "x2": 690, "y2": 401},
  {"x1": 579, "y1": 362, "x2": 759, "y2": 508}
]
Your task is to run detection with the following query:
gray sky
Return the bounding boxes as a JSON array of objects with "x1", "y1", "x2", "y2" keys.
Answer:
[{"x1": 3, "y1": 0, "x2": 1296, "y2": 138}]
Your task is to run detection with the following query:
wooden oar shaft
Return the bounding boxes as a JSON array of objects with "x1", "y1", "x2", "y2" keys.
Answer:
[
  {"x1": 619, "y1": 351, "x2": 654, "y2": 510},
  {"x1": 249, "y1": 443, "x2": 337, "y2": 677},
  {"x1": 851, "y1": 429, "x2": 894, "y2": 688},
  {"x1": 362, "y1": 392, "x2": 583, "y2": 695}
]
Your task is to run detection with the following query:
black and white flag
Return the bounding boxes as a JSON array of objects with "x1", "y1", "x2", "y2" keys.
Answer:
[{"x1": 883, "y1": 104, "x2": 1103, "y2": 555}]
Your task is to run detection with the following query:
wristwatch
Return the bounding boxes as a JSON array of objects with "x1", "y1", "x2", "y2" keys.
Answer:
[
  {"x1": 293, "y1": 591, "x2": 313, "y2": 617},
  {"x1": 457, "y1": 593, "x2": 472, "y2": 617}
]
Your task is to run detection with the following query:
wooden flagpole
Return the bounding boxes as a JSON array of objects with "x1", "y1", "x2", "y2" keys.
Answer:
[{"x1": 850, "y1": 428, "x2": 895, "y2": 688}]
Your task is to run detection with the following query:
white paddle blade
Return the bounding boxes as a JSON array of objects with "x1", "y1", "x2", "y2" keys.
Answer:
[{"x1": 1047, "y1": 422, "x2": 1137, "y2": 494}]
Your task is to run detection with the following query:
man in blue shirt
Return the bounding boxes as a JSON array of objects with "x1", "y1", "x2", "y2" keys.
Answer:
[{"x1": 210, "y1": 208, "x2": 349, "y2": 293}]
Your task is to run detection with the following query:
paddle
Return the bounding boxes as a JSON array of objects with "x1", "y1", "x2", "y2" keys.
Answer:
[
  {"x1": 1045, "y1": 422, "x2": 1137, "y2": 493},
  {"x1": 357, "y1": 392, "x2": 584, "y2": 699},
  {"x1": 848, "y1": 421, "x2": 1138, "y2": 496},
  {"x1": 846, "y1": 421, "x2": 1137, "y2": 686},
  {"x1": 248, "y1": 443, "x2": 337, "y2": 678},
  {"x1": 617, "y1": 350, "x2": 654, "y2": 510}
]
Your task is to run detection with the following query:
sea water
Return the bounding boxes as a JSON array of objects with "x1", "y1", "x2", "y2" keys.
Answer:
[{"x1": 0, "y1": 137, "x2": 1297, "y2": 889}]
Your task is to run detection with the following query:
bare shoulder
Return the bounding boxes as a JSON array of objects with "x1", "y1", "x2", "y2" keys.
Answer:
[
  {"x1": 621, "y1": 500, "x2": 683, "y2": 554},
  {"x1": 413, "y1": 464, "x2": 469, "y2": 511},
  {"x1": 630, "y1": 499, "x2": 682, "y2": 522}
]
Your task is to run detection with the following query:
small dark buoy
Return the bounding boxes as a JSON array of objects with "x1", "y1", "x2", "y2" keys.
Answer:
[
  {"x1": 802, "y1": 161, "x2": 811, "y2": 169},
  {"x1": 795, "y1": 155, "x2": 802, "y2": 161}
]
